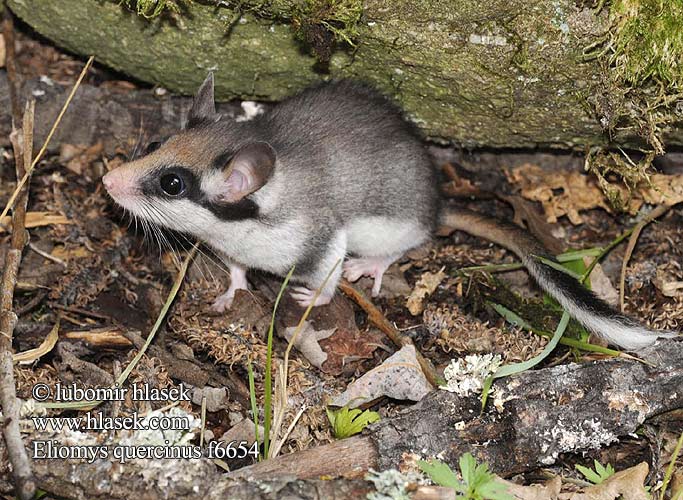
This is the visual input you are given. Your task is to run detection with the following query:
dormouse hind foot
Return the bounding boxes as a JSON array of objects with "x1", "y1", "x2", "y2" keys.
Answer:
[
  {"x1": 343, "y1": 254, "x2": 401, "y2": 297},
  {"x1": 290, "y1": 286, "x2": 334, "y2": 308}
]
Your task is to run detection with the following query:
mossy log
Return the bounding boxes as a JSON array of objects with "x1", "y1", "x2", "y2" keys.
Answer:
[{"x1": 7, "y1": 0, "x2": 683, "y2": 149}]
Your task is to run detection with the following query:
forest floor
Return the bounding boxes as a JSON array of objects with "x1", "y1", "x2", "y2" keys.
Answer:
[{"x1": 0, "y1": 18, "x2": 682, "y2": 500}]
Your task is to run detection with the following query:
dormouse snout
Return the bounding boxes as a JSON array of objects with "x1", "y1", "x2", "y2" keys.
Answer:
[{"x1": 102, "y1": 168, "x2": 138, "y2": 200}]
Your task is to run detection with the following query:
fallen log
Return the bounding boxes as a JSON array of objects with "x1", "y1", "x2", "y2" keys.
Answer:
[
  {"x1": 232, "y1": 338, "x2": 683, "y2": 479},
  {"x1": 7, "y1": 0, "x2": 683, "y2": 150}
]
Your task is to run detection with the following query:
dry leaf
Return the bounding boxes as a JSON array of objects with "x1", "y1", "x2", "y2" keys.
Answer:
[
  {"x1": 279, "y1": 295, "x2": 380, "y2": 375},
  {"x1": 59, "y1": 142, "x2": 103, "y2": 175},
  {"x1": 13, "y1": 320, "x2": 59, "y2": 365},
  {"x1": 585, "y1": 259, "x2": 619, "y2": 307},
  {"x1": 330, "y1": 344, "x2": 432, "y2": 408},
  {"x1": 0, "y1": 36, "x2": 5, "y2": 68},
  {"x1": 407, "y1": 267, "x2": 446, "y2": 316},
  {"x1": 0, "y1": 211, "x2": 72, "y2": 233},
  {"x1": 51, "y1": 244, "x2": 91, "y2": 261},
  {"x1": 283, "y1": 321, "x2": 336, "y2": 369},
  {"x1": 507, "y1": 164, "x2": 610, "y2": 224},
  {"x1": 639, "y1": 174, "x2": 683, "y2": 207},
  {"x1": 654, "y1": 267, "x2": 683, "y2": 298},
  {"x1": 190, "y1": 386, "x2": 230, "y2": 412},
  {"x1": 499, "y1": 476, "x2": 561, "y2": 500},
  {"x1": 566, "y1": 462, "x2": 649, "y2": 500},
  {"x1": 507, "y1": 164, "x2": 683, "y2": 224}
]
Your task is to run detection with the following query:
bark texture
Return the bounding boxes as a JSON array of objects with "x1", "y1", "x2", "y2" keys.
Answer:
[{"x1": 8, "y1": 0, "x2": 683, "y2": 149}]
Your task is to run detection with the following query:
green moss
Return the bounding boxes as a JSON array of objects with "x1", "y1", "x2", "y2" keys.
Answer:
[
  {"x1": 118, "y1": 0, "x2": 188, "y2": 18},
  {"x1": 185, "y1": 0, "x2": 363, "y2": 61},
  {"x1": 609, "y1": 0, "x2": 683, "y2": 88},
  {"x1": 583, "y1": 0, "x2": 683, "y2": 204},
  {"x1": 293, "y1": 0, "x2": 363, "y2": 46}
]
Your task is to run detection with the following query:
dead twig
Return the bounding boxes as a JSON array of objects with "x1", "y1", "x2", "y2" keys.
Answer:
[
  {"x1": 0, "y1": 95, "x2": 36, "y2": 500},
  {"x1": 619, "y1": 204, "x2": 672, "y2": 311},
  {"x1": 339, "y1": 279, "x2": 440, "y2": 387}
]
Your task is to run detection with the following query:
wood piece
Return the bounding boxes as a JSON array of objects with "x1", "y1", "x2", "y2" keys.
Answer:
[
  {"x1": 0, "y1": 15, "x2": 36, "y2": 494},
  {"x1": 8, "y1": 0, "x2": 683, "y2": 150},
  {"x1": 0, "y1": 442, "x2": 374, "y2": 500},
  {"x1": 228, "y1": 435, "x2": 376, "y2": 480},
  {"x1": 63, "y1": 328, "x2": 134, "y2": 348}
]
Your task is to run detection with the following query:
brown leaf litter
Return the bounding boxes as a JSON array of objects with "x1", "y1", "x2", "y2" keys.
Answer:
[{"x1": 507, "y1": 163, "x2": 683, "y2": 224}]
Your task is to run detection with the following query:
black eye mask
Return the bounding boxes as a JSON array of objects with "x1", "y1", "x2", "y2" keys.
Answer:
[{"x1": 140, "y1": 165, "x2": 260, "y2": 221}]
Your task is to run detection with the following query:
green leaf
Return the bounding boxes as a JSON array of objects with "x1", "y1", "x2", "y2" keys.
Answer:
[
  {"x1": 556, "y1": 248, "x2": 603, "y2": 262},
  {"x1": 417, "y1": 459, "x2": 462, "y2": 491},
  {"x1": 459, "y1": 453, "x2": 477, "y2": 486},
  {"x1": 326, "y1": 406, "x2": 380, "y2": 439},
  {"x1": 576, "y1": 460, "x2": 615, "y2": 484},
  {"x1": 420, "y1": 454, "x2": 514, "y2": 500}
]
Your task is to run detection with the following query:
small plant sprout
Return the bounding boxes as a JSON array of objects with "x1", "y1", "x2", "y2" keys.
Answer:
[
  {"x1": 575, "y1": 460, "x2": 616, "y2": 484},
  {"x1": 418, "y1": 453, "x2": 514, "y2": 500},
  {"x1": 326, "y1": 406, "x2": 380, "y2": 439},
  {"x1": 440, "y1": 354, "x2": 503, "y2": 397}
]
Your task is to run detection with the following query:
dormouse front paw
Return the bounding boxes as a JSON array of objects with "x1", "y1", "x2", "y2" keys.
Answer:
[{"x1": 211, "y1": 290, "x2": 235, "y2": 312}]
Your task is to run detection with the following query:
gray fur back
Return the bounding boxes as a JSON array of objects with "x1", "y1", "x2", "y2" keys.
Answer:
[{"x1": 218, "y1": 81, "x2": 438, "y2": 231}]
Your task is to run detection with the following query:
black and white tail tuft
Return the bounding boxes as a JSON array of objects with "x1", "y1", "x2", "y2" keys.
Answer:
[{"x1": 439, "y1": 208, "x2": 677, "y2": 351}]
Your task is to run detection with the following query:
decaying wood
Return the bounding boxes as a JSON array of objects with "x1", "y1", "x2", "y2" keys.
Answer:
[
  {"x1": 0, "y1": 444, "x2": 374, "y2": 500},
  {"x1": 227, "y1": 339, "x2": 683, "y2": 480},
  {"x1": 228, "y1": 435, "x2": 376, "y2": 480},
  {"x1": 8, "y1": 0, "x2": 683, "y2": 150}
]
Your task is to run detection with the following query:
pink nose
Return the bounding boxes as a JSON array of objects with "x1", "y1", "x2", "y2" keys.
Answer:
[
  {"x1": 102, "y1": 169, "x2": 131, "y2": 197},
  {"x1": 102, "y1": 171, "x2": 115, "y2": 191}
]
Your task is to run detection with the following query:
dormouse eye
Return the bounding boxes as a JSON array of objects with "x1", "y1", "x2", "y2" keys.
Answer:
[
  {"x1": 160, "y1": 173, "x2": 185, "y2": 196},
  {"x1": 145, "y1": 141, "x2": 162, "y2": 155}
]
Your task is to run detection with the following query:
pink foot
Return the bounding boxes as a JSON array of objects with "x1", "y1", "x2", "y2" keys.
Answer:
[
  {"x1": 290, "y1": 286, "x2": 334, "y2": 308},
  {"x1": 211, "y1": 264, "x2": 248, "y2": 312},
  {"x1": 343, "y1": 255, "x2": 400, "y2": 297}
]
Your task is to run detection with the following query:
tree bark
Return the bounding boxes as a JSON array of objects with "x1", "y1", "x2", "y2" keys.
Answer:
[{"x1": 7, "y1": 0, "x2": 683, "y2": 149}]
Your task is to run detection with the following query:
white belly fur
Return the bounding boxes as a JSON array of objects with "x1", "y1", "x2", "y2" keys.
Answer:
[{"x1": 345, "y1": 216, "x2": 428, "y2": 256}]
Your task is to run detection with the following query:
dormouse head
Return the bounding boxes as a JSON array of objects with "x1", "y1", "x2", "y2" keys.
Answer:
[{"x1": 102, "y1": 73, "x2": 276, "y2": 238}]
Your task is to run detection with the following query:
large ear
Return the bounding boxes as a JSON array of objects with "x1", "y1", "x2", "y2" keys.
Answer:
[
  {"x1": 187, "y1": 72, "x2": 219, "y2": 128},
  {"x1": 221, "y1": 142, "x2": 276, "y2": 203}
]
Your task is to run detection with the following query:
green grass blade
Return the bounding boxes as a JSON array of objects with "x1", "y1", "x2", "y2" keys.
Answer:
[
  {"x1": 263, "y1": 266, "x2": 295, "y2": 459},
  {"x1": 247, "y1": 362, "x2": 260, "y2": 460},
  {"x1": 493, "y1": 311, "x2": 570, "y2": 379}
]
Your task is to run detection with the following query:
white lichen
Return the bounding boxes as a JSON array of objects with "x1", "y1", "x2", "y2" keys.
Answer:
[
  {"x1": 440, "y1": 354, "x2": 503, "y2": 397},
  {"x1": 365, "y1": 468, "x2": 426, "y2": 500}
]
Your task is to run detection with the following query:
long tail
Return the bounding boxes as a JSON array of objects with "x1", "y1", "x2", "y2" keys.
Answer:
[{"x1": 439, "y1": 207, "x2": 676, "y2": 351}]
